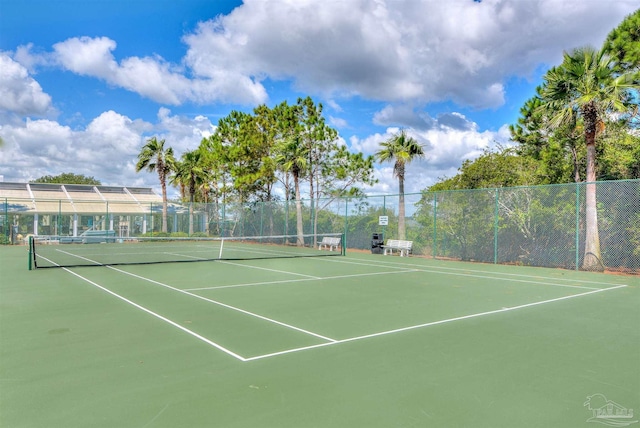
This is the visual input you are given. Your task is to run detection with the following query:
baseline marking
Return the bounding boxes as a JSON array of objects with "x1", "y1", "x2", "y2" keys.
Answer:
[{"x1": 243, "y1": 284, "x2": 628, "y2": 362}]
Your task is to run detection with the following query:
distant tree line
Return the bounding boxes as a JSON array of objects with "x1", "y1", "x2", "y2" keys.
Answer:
[{"x1": 32, "y1": 173, "x2": 101, "y2": 185}]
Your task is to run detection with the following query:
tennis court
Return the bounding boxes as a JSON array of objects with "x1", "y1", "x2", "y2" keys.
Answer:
[{"x1": 1, "y1": 243, "x2": 638, "y2": 427}]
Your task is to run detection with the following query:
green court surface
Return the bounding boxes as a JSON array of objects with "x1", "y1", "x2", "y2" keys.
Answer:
[{"x1": 1, "y1": 245, "x2": 638, "y2": 427}]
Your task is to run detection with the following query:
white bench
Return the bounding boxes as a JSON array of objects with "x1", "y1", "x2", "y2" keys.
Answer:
[
  {"x1": 382, "y1": 239, "x2": 413, "y2": 257},
  {"x1": 318, "y1": 236, "x2": 341, "y2": 251}
]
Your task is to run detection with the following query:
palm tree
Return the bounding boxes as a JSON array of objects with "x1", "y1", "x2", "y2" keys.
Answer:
[
  {"x1": 136, "y1": 137, "x2": 176, "y2": 233},
  {"x1": 375, "y1": 130, "x2": 425, "y2": 240},
  {"x1": 171, "y1": 149, "x2": 207, "y2": 235},
  {"x1": 275, "y1": 136, "x2": 308, "y2": 246},
  {"x1": 538, "y1": 46, "x2": 639, "y2": 271}
]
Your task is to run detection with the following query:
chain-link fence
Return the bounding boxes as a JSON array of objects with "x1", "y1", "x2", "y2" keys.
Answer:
[{"x1": 2, "y1": 179, "x2": 638, "y2": 273}]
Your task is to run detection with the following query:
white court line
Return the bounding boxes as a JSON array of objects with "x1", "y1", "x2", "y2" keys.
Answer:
[
  {"x1": 43, "y1": 248, "x2": 630, "y2": 363},
  {"x1": 199, "y1": 253, "x2": 600, "y2": 291},
  {"x1": 318, "y1": 257, "x2": 604, "y2": 290},
  {"x1": 328, "y1": 256, "x2": 629, "y2": 287},
  {"x1": 184, "y1": 269, "x2": 418, "y2": 291},
  {"x1": 48, "y1": 249, "x2": 336, "y2": 343},
  {"x1": 53, "y1": 248, "x2": 102, "y2": 265},
  {"x1": 62, "y1": 268, "x2": 247, "y2": 361},
  {"x1": 157, "y1": 248, "x2": 322, "y2": 280},
  {"x1": 217, "y1": 260, "x2": 321, "y2": 279},
  {"x1": 243, "y1": 284, "x2": 628, "y2": 362},
  {"x1": 108, "y1": 266, "x2": 337, "y2": 343}
]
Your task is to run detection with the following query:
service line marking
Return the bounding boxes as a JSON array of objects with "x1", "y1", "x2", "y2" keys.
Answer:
[
  {"x1": 185, "y1": 269, "x2": 418, "y2": 292},
  {"x1": 62, "y1": 268, "x2": 247, "y2": 361},
  {"x1": 108, "y1": 266, "x2": 336, "y2": 343}
]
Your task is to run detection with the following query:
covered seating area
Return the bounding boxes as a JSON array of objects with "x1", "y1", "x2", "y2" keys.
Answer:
[{"x1": 0, "y1": 182, "x2": 165, "y2": 242}]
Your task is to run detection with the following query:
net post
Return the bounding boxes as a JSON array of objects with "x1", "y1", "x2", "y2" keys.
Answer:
[
  {"x1": 28, "y1": 235, "x2": 34, "y2": 270},
  {"x1": 341, "y1": 233, "x2": 346, "y2": 256}
]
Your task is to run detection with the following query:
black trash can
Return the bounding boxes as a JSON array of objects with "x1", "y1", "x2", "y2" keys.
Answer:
[{"x1": 371, "y1": 233, "x2": 384, "y2": 254}]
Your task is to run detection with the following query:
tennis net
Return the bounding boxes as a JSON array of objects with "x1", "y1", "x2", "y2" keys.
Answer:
[{"x1": 28, "y1": 233, "x2": 345, "y2": 269}]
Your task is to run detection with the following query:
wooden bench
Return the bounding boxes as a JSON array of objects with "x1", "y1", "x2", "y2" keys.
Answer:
[
  {"x1": 318, "y1": 236, "x2": 341, "y2": 251},
  {"x1": 382, "y1": 239, "x2": 413, "y2": 257}
]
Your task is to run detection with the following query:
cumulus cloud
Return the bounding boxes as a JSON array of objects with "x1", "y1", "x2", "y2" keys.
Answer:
[
  {"x1": 180, "y1": 0, "x2": 637, "y2": 108},
  {"x1": 372, "y1": 106, "x2": 478, "y2": 132},
  {"x1": 329, "y1": 116, "x2": 348, "y2": 129},
  {"x1": 156, "y1": 107, "x2": 216, "y2": 154},
  {"x1": 350, "y1": 117, "x2": 512, "y2": 193},
  {"x1": 48, "y1": 36, "x2": 267, "y2": 106},
  {"x1": 0, "y1": 54, "x2": 53, "y2": 115},
  {"x1": 11, "y1": 1, "x2": 636, "y2": 109},
  {"x1": 373, "y1": 105, "x2": 436, "y2": 130},
  {"x1": 0, "y1": 109, "x2": 216, "y2": 192}
]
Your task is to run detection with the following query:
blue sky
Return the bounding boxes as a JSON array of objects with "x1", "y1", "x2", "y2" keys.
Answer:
[{"x1": 0, "y1": 0, "x2": 637, "y2": 196}]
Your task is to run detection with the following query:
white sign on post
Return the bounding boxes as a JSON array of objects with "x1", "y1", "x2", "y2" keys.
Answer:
[{"x1": 378, "y1": 216, "x2": 389, "y2": 226}]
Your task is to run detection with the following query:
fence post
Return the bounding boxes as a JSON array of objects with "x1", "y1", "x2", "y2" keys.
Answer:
[
  {"x1": 494, "y1": 188, "x2": 499, "y2": 264},
  {"x1": 344, "y1": 197, "x2": 348, "y2": 249},
  {"x1": 4, "y1": 198, "x2": 8, "y2": 241},
  {"x1": 575, "y1": 182, "x2": 580, "y2": 271},
  {"x1": 382, "y1": 195, "x2": 386, "y2": 238},
  {"x1": 57, "y1": 200, "x2": 61, "y2": 236},
  {"x1": 259, "y1": 201, "x2": 264, "y2": 237},
  {"x1": 432, "y1": 192, "x2": 437, "y2": 259},
  {"x1": 221, "y1": 202, "x2": 226, "y2": 237},
  {"x1": 285, "y1": 199, "x2": 289, "y2": 236}
]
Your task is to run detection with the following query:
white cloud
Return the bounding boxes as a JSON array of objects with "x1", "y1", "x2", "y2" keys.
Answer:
[
  {"x1": 0, "y1": 54, "x2": 53, "y2": 115},
  {"x1": 180, "y1": 0, "x2": 637, "y2": 108},
  {"x1": 329, "y1": 116, "x2": 348, "y2": 129},
  {"x1": 13, "y1": 43, "x2": 52, "y2": 71},
  {"x1": 14, "y1": 1, "x2": 635, "y2": 109},
  {"x1": 0, "y1": 109, "x2": 216, "y2": 194},
  {"x1": 49, "y1": 36, "x2": 267, "y2": 106},
  {"x1": 373, "y1": 105, "x2": 436, "y2": 130},
  {"x1": 53, "y1": 36, "x2": 118, "y2": 78},
  {"x1": 350, "y1": 114, "x2": 512, "y2": 194}
]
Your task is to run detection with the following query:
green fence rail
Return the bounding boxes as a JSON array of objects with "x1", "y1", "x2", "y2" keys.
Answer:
[{"x1": 2, "y1": 179, "x2": 639, "y2": 273}]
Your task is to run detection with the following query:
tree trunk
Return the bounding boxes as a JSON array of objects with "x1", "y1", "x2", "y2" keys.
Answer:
[
  {"x1": 582, "y1": 128, "x2": 603, "y2": 271},
  {"x1": 571, "y1": 146, "x2": 580, "y2": 183}
]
